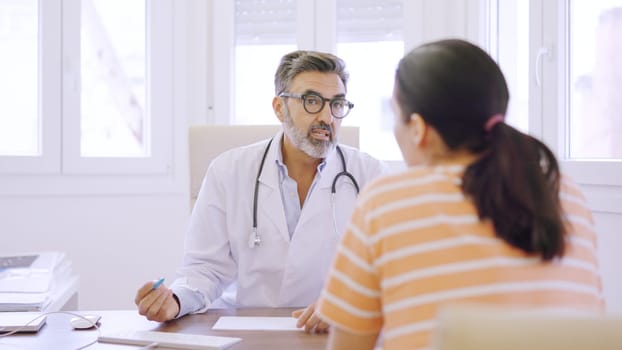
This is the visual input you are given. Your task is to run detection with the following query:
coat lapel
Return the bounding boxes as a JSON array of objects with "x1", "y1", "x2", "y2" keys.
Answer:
[
  {"x1": 257, "y1": 135, "x2": 290, "y2": 243},
  {"x1": 296, "y1": 148, "x2": 340, "y2": 229}
]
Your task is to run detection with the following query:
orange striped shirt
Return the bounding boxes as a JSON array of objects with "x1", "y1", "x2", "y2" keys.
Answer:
[{"x1": 316, "y1": 164, "x2": 604, "y2": 350}]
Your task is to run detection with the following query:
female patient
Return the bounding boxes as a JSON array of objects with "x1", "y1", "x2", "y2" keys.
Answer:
[{"x1": 316, "y1": 39, "x2": 604, "y2": 349}]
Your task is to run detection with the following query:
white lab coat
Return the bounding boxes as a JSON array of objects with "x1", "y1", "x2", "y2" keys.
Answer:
[{"x1": 172, "y1": 131, "x2": 386, "y2": 312}]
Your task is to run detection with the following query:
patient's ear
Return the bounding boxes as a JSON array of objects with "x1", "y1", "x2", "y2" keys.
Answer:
[
  {"x1": 273, "y1": 96, "x2": 285, "y2": 122},
  {"x1": 408, "y1": 113, "x2": 427, "y2": 146}
]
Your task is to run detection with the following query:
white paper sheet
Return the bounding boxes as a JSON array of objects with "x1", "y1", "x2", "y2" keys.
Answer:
[
  {"x1": 212, "y1": 316, "x2": 302, "y2": 331},
  {"x1": 0, "y1": 312, "x2": 47, "y2": 332}
]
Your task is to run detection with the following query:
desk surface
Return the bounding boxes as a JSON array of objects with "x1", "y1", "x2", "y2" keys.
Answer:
[{"x1": 0, "y1": 308, "x2": 328, "y2": 349}]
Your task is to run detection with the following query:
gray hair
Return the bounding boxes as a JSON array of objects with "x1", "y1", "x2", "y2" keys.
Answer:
[{"x1": 274, "y1": 50, "x2": 349, "y2": 95}]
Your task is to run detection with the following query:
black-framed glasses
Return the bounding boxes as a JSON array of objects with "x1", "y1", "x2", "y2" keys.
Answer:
[{"x1": 279, "y1": 92, "x2": 354, "y2": 119}]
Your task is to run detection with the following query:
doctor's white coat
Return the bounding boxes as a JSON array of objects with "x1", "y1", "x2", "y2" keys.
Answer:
[{"x1": 171, "y1": 132, "x2": 386, "y2": 313}]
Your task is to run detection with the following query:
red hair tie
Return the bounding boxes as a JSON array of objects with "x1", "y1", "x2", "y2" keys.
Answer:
[{"x1": 484, "y1": 114, "x2": 504, "y2": 132}]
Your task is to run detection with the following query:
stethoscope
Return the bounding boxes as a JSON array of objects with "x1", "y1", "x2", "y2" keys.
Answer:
[{"x1": 249, "y1": 138, "x2": 360, "y2": 248}]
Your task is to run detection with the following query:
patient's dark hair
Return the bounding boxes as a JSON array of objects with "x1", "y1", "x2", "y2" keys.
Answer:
[
  {"x1": 274, "y1": 50, "x2": 349, "y2": 95},
  {"x1": 394, "y1": 39, "x2": 565, "y2": 261}
]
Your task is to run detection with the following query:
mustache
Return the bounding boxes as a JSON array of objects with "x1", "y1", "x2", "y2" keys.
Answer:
[{"x1": 309, "y1": 123, "x2": 333, "y2": 135}]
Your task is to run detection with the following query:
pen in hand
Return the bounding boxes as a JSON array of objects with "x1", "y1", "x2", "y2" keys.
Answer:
[{"x1": 152, "y1": 277, "x2": 165, "y2": 290}]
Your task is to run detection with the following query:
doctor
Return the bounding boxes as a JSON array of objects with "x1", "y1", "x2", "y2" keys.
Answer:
[{"x1": 134, "y1": 50, "x2": 386, "y2": 331}]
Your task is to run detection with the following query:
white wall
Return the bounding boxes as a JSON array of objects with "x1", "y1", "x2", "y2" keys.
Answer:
[{"x1": 0, "y1": 195, "x2": 189, "y2": 310}]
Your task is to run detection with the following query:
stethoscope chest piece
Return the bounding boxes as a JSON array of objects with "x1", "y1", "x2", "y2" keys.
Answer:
[{"x1": 248, "y1": 229, "x2": 261, "y2": 248}]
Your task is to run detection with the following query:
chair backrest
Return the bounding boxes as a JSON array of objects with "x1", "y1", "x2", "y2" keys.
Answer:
[
  {"x1": 188, "y1": 124, "x2": 359, "y2": 209},
  {"x1": 432, "y1": 304, "x2": 622, "y2": 350}
]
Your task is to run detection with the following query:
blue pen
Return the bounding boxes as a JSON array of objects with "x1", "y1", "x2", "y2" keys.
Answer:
[{"x1": 152, "y1": 277, "x2": 165, "y2": 290}]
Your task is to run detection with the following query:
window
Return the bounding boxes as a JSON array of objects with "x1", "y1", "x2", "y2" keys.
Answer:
[
  {"x1": 234, "y1": 0, "x2": 296, "y2": 125},
  {"x1": 223, "y1": 0, "x2": 406, "y2": 160},
  {"x1": 497, "y1": 0, "x2": 622, "y2": 189},
  {"x1": 0, "y1": 0, "x2": 178, "y2": 193},
  {"x1": 490, "y1": 0, "x2": 530, "y2": 134},
  {"x1": 62, "y1": 0, "x2": 172, "y2": 174},
  {"x1": 0, "y1": 0, "x2": 61, "y2": 174},
  {"x1": 559, "y1": 0, "x2": 622, "y2": 188},
  {"x1": 80, "y1": 0, "x2": 147, "y2": 157},
  {"x1": 0, "y1": 0, "x2": 39, "y2": 156},
  {"x1": 336, "y1": 0, "x2": 404, "y2": 160},
  {"x1": 568, "y1": 1, "x2": 622, "y2": 160}
]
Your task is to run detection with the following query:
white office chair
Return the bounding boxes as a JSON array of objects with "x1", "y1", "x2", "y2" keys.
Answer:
[
  {"x1": 188, "y1": 124, "x2": 359, "y2": 209},
  {"x1": 431, "y1": 304, "x2": 621, "y2": 350}
]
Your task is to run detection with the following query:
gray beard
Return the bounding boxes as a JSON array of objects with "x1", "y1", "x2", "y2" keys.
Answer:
[{"x1": 282, "y1": 108, "x2": 336, "y2": 158}]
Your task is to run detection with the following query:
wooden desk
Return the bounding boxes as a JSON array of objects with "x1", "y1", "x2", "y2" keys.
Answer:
[{"x1": 0, "y1": 308, "x2": 328, "y2": 349}]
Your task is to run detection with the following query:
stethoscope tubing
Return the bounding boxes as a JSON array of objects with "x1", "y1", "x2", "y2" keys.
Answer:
[{"x1": 250, "y1": 137, "x2": 359, "y2": 248}]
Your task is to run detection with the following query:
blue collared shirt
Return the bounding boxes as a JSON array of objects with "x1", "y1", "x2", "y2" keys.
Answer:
[{"x1": 274, "y1": 140, "x2": 327, "y2": 239}]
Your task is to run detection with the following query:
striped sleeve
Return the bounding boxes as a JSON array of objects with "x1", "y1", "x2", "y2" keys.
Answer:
[
  {"x1": 317, "y1": 195, "x2": 383, "y2": 334},
  {"x1": 319, "y1": 168, "x2": 606, "y2": 349},
  {"x1": 559, "y1": 175, "x2": 606, "y2": 309}
]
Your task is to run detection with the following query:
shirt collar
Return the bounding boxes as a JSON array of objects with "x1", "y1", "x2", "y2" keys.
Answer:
[{"x1": 274, "y1": 136, "x2": 327, "y2": 181}]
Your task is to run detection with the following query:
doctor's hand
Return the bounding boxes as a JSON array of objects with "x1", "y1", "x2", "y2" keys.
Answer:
[
  {"x1": 135, "y1": 280, "x2": 180, "y2": 322},
  {"x1": 292, "y1": 302, "x2": 330, "y2": 334}
]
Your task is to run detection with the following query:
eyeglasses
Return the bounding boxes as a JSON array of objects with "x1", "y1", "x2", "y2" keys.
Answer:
[{"x1": 279, "y1": 92, "x2": 354, "y2": 119}]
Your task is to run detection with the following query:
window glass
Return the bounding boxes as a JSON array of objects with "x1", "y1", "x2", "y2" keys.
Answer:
[
  {"x1": 568, "y1": 1, "x2": 622, "y2": 159},
  {"x1": 336, "y1": 0, "x2": 403, "y2": 160},
  {"x1": 235, "y1": 45, "x2": 295, "y2": 124},
  {"x1": 0, "y1": 0, "x2": 39, "y2": 156},
  {"x1": 337, "y1": 42, "x2": 402, "y2": 160},
  {"x1": 493, "y1": 0, "x2": 529, "y2": 134},
  {"x1": 80, "y1": 0, "x2": 146, "y2": 157},
  {"x1": 234, "y1": 0, "x2": 296, "y2": 125}
]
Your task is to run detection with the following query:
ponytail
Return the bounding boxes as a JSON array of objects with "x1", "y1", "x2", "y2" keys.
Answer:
[
  {"x1": 462, "y1": 124, "x2": 565, "y2": 261},
  {"x1": 394, "y1": 39, "x2": 566, "y2": 260}
]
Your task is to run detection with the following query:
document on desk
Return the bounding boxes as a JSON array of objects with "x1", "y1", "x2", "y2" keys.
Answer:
[
  {"x1": 0, "y1": 292, "x2": 51, "y2": 312},
  {"x1": 0, "y1": 251, "x2": 68, "y2": 293},
  {"x1": 212, "y1": 316, "x2": 302, "y2": 331},
  {"x1": 0, "y1": 251, "x2": 76, "y2": 312},
  {"x1": 0, "y1": 312, "x2": 47, "y2": 333}
]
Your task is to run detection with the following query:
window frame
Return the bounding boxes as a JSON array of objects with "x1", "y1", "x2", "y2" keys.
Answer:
[
  {"x1": 209, "y1": 0, "x2": 488, "y2": 159},
  {"x1": 61, "y1": 0, "x2": 173, "y2": 175},
  {"x1": 0, "y1": 0, "x2": 61, "y2": 174},
  {"x1": 536, "y1": 0, "x2": 622, "y2": 213},
  {"x1": 0, "y1": 0, "x2": 184, "y2": 195}
]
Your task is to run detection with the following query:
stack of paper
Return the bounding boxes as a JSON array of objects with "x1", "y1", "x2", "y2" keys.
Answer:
[
  {"x1": 0, "y1": 252, "x2": 76, "y2": 312},
  {"x1": 0, "y1": 312, "x2": 47, "y2": 333}
]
